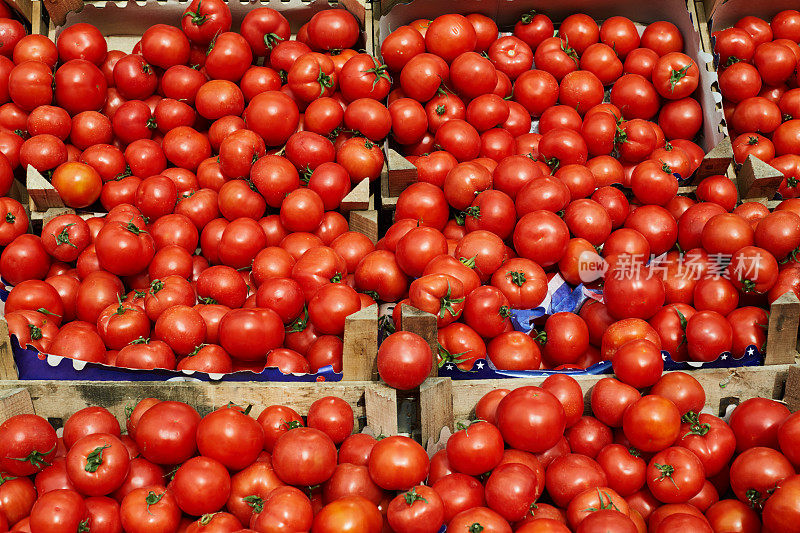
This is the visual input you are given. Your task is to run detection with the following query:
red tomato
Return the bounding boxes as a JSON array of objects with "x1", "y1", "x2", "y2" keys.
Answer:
[
  {"x1": 647, "y1": 447, "x2": 705, "y2": 503},
  {"x1": 378, "y1": 331, "x2": 432, "y2": 390}
]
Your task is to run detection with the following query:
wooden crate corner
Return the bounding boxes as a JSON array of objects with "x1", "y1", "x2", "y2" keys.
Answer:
[
  {"x1": 342, "y1": 303, "x2": 380, "y2": 381},
  {"x1": 766, "y1": 291, "x2": 800, "y2": 366},
  {"x1": 0, "y1": 387, "x2": 34, "y2": 424},
  {"x1": 0, "y1": 320, "x2": 19, "y2": 381}
]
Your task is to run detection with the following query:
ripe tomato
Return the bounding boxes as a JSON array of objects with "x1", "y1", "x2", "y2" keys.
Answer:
[
  {"x1": 647, "y1": 447, "x2": 705, "y2": 503},
  {"x1": 612, "y1": 338, "x2": 663, "y2": 389},
  {"x1": 65, "y1": 433, "x2": 130, "y2": 497},
  {"x1": 488, "y1": 331, "x2": 542, "y2": 371},
  {"x1": 251, "y1": 486, "x2": 313, "y2": 531},
  {"x1": 30, "y1": 489, "x2": 89, "y2": 533},
  {"x1": 272, "y1": 427, "x2": 336, "y2": 486},
  {"x1": 729, "y1": 397, "x2": 790, "y2": 452},
  {"x1": 544, "y1": 453, "x2": 607, "y2": 509},
  {"x1": 496, "y1": 387, "x2": 566, "y2": 453},
  {"x1": 120, "y1": 487, "x2": 181, "y2": 533},
  {"x1": 388, "y1": 485, "x2": 445, "y2": 533},
  {"x1": 446, "y1": 421, "x2": 504, "y2": 477},
  {"x1": 170, "y1": 456, "x2": 230, "y2": 516},
  {"x1": 685, "y1": 310, "x2": 732, "y2": 362},
  {"x1": 730, "y1": 446, "x2": 794, "y2": 507},
  {"x1": 368, "y1": 436, "x2": 428, "y2": 491},
  {"x1": 378, "y1": 331, "x2": 432, "y2": 390},
  {"x1": 306, "y1": 396, "x2": 353, "y2": 446},
  {"x1": 448, "y1": 507, "x2": 511, "y2": 533},
  {"x1": 134, "y1": 401, "x2": 200, "y2": 465},
  {"x1": 219, "y1": 307, "x2": 284, "y2": 361},
  {"x1": 0, "y1": 414, "x2": 58, "y2": 476},
  {"x1": 312, "y1": 496, "x2": 382, "y2": 533},
  {"x1": 677, "y1": 412, "x2": 736, "y2": 477},
  {"x1": 763, "y1": 475, "x2": 800, "y2": 532}
]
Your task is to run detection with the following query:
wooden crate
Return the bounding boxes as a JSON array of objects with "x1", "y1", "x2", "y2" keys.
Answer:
[
  {"x1": 40, "y1": 0, "x2": 370, "y2": 40},
  {"x1": 376, "y1": 0, "x2": 726, "y2": 209},
  {"x1": 6, "y1": 0, "x2": 48, "y2": 34},
  {"x1": 400, "y1": 302, "x2": 800, "y2": 447},
  {"x1": 421, "y1": 365, "x2": 800, "y2": 450},
  {"x1": 0, "y1": 378, "x2": 400, "y2": 436},
  {"x1": 26, "y1": 0, "x2": 380, "y2": 238},
  {"x1": 0, "y1": 303, "x2": 380, "y2": 382}
]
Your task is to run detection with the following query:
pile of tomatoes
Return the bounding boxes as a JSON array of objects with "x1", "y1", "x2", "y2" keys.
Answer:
[
  {"x1": 0, "y1": 394, "x2": 431, "y2": 533},
  {"x1": 1, "y1": 372, "x2": 799, "y2": 533},
  {"x1": 714, "y1": 10, "x2": 800, "y2": 197},
  {"x1": 367, "y1": 10, "x2": 800, "y2": 375},
  {"x1": 0, "y1": 2, "x2": 401, "y2": 374},
  {"x1": 420, "y1": 372, "x2": 800, "y2": 533}
]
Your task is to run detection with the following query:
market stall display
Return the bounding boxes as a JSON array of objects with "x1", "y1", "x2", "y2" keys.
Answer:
[{"x1": 0, "y1": 0, "x2": 797, "y2": 531}]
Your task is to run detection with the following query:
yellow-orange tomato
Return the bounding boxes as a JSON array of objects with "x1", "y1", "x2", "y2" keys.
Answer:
[{"x1": 51, "y1": 161, "x2": 102, "y2": 208}]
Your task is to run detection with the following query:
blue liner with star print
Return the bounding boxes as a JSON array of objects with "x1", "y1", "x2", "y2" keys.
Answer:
[{"x1": 438, "y1": 274, "x2": 764, "y2": 379}]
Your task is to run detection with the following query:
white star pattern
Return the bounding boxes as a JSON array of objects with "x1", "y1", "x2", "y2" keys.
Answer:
[
  {"x1": 720, "y1": 354, "x2": 728, "y2": 360},
  {"x1": 747, "y1": 347, "x2": 755, "y2": 356},
  {"x1": 476, "y1": 362, "x2": 484, "y2": 369},
  {"x1": 445, "y1": 364, "x2": 454, "y2": 370}
]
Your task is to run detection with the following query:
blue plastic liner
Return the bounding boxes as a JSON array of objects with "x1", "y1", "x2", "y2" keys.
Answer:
[
  {"x1": 8, "y1": 335, "x2": 342, "y2": 382},
  {"x1": 1, "y1": 279, "x2": 341, "y2": 382}
]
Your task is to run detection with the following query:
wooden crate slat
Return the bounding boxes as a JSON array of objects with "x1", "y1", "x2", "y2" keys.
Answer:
[
  {"x1": 441, "y1": 365, "x2": 795, "y2": 426},
  {"x1": 694, "y1": 138, "x2": 734, "y2": 184},
  {"x1": 0, "y1": 388, "x2": 35, "y2": 424},
  {"x1": 0, "y1": 380, "x2": 396, "y2": 431},
  {"x1": 419, "y1": 377, "x2": 452, "y2": 448},
  {"x1": 348, "y1": 209, "x2": 379, "y2": 244},
  {"x1": 0, "y1": 321, "x2": 18, "y2": 380},
  {"x1": 342, "y1": 304, "x2": 380, "y2": 381},
  {"x1": 766, "y1": 292, "x2": 800, "y2": 366},
  {"x1": 340, "y1": 178, "x2": 371, "y2": 213},
  {"x1": 784, "y1": 366, "x2": 800, "y2": 412},
  {"x1": 386, "y1": 149, "x2": 418, "y2": 198},
  {"x1": 364, "y1": 382, "x2": 399, "y2": 436},
  {"x1": 738, "y1": 154, "x2": 785, "y2": 202}
]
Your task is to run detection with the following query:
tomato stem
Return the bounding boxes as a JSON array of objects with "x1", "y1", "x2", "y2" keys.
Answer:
[
  {"x1": 653, "y1": 462, "x2": 679, "y2": 489},
  {"x1": 459, "y1": 255, "x2": 477, "y2": 269},
  {"x1": 681, "y1": 411, "x2": 711, "y2": 437},
  {"x1": 438, "y1": 282, "x2": 465, "y2": 320},
  {"x1": 5, "y1": 212, "x2": 15, "y2": 223},
  {"x1": 36, "y1": 308, "x2": 61, "y2": 318},
  {"x1": 519, "y1": 9, "x2": 538, "y2": 24},
  {"x1": 363, "y1": 63, "x2": 391, "y2": 91},
  {"x1": 464, "y1": 206, "x2": 480, "y2": 220},
  {"x1": 183, "y1": 0, "x2": 207, "y2": 25},
  {"x1": 317, "y1": 68, "x2": 334, "y2": 97},
  {"x1": 263, "y1": 32, "x2": 284, "y2": 50},
  {"x1": 402, "y1": 487, "x2": 428, "y2": 506},
  {"x1": 740, "y1": 278, "x2": 756, "y2": 293},
  {"x1": 145, "y1": 490, "x2": 165, "y2": 514},
  {"x1": 244, "y1": 495, "x2": 264, "y2": 513},
  {"x1": 84, "y1": 444, "x2": 111, "y2": 472},
  {"x1": 508, "y1": 271, "x2": 526, "y2": 286},
  {"x1": 437, "y1": 342, "x2": 470, "y2": 368},
  {"x1": 668, "y1": 63, "x2": 693, "y2": 92},
  {"x1": 28, "y1": 323, "x2": 42, "y2": 340},
  {"x1": 286, "y1": 307, "x2": 309, "y2": 333},
  {"x1": 11, "y1": 442, "x2": 55, "y2": 471}
]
